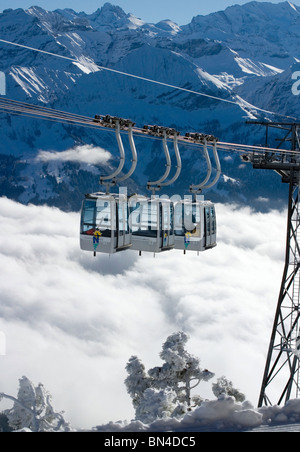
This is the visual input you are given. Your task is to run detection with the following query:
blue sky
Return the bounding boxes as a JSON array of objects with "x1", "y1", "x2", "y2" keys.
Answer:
[{"x1": 0, "y1": 0, "x2": 299, "y2": 25}]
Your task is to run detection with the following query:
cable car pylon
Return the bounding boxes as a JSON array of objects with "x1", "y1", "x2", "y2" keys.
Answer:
[{"x1": 243, "y1": 121, "x2": 300, "y2": 407}]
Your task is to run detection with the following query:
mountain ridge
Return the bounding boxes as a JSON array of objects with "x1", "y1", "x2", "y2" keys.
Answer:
[{"x1": 0, "y1": 2, "x2": 298, "y2": 210}]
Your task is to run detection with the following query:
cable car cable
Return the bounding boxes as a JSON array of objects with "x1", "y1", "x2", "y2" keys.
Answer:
[
  {"x1": 0, "y1": 96, "x2": 298, "y2": 161},
  {"x1": 0, "y1": 38, "x2": 297, "y2": 122}
]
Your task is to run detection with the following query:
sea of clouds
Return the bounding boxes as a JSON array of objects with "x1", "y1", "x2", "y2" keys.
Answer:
[{"x1": 0, "y1": 197, "x2": 286, "y2": 429}]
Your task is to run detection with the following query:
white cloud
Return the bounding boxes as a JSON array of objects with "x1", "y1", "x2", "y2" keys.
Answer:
[
  {"x1": 36, "y1": 144, "x2": 112, "y2": 165},
  {"x1": 256, "y1": 196, "x2": 269, "y2": 203},
  {"x1": 0, "y1": 197, "x2": 287, "y2": 429}
]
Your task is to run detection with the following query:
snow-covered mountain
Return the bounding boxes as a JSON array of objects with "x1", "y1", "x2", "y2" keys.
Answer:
[{"x1": 0, "y1": 2, "x2": 299, "y2": 210}]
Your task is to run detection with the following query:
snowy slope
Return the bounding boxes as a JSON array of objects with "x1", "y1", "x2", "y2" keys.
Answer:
[
  {"x1": 0, "y1": 2, "x2": 299, "y2": 210},
  {"x1": 182, "y1": 1, "x2": 300, "y2": 70}
]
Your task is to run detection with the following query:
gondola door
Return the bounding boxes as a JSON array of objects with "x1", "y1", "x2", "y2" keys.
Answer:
[
  {"x1": 210, "y1": 205, "x2": 217, "y2": 247},
  {"x1": 204, "y1": 206, "x2": 212, "y2": 249},
  {"x1": 161, "y1": 201, "x2": 174, "y2": 251},
  {"x1": 204, "y1": 205, "x2": 217, "y2": 249},
  {"x1": 117, "y1": 199, "x2": 131, "y2": 251}
]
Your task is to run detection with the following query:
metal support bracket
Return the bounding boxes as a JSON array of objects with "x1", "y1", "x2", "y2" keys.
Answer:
[
  {"x1": 190, "y1": 139, "x2": 221, "y2": 194},
  {"x1": 99, "y1": 118, "x2": 137, "y2": 193},
  {"x1": 160, "y1": 134, "x2": 182, "y2": 188}
]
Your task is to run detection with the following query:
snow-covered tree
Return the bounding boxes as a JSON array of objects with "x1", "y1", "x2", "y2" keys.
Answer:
[
  {"x1": 135, "y1": 388, "x2": 180, "y2": 424},
  {"x1": 212, "y1": 376, "x2": 246, "y2": 403},
  {"x1": 125, "y1": 332, "x2": 214, "y2": 423},
  {"x1": 149, "y1": 332, "x2": 214, "y2": 407},
  {"x1": 125, "y1": 356, "x2": 152, "y2": 410},
  {"x1": 0, "y1": 376, "x2": 71, "y2": 432}
]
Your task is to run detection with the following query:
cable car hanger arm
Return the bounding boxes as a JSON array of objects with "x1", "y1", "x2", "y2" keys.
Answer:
[
  {"x1": 160, "y1": 134, "x2": 182, "y2": 187},
  {"x1": 113, "y1": 124, "x2": 137, "y2": 184},
  {"x1": 100, "y1": 120, "x2": 125, "y2": 191},
  {"x1": 200, "y1": 140, "x2": 221, "y2": 191},
  {"x1": 147, "y1": 129, "x2": 171, "y2": 192},
  {"x1": 189, "y1": 139, "x2": 212, "y2": 194}
]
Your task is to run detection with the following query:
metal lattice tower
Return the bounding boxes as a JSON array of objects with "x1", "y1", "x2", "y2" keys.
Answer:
[{"x1": 246, "y1": 122, "x2": 300, "y2": 407}]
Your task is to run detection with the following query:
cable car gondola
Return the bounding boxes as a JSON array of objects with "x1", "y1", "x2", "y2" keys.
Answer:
[
  {"x1": 174, "y1": 199, "x2": 217, "y2": 253},
  {"x1": 80, "y1": 192, "x2": 131, "y2": 255},
  {"x1": 173, "y1": 135, "x2": 220, "y2": 253},
  {"x1": 129, "y1": 195, "x2": 175, "y2": 254},
  {"x1": 80, "y1": 115, "x2": 136, "y2": 256}
]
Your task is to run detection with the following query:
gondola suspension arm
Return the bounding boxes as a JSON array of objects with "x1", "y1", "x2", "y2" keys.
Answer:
[
  {"x1": 189, "y1": 138, "x2": 221, "y2": 194},
  {"x1": 114, "y1": 123, "x2": 137, "y2": 184},
  {"x1": 201, "y1": 140, "x2": 221, "y2": 190},
  {"x1": 160, "y1": 134, "x2": 182, "y2": 187},
  {"x1": 100, "y1": 120, "x2": 125, "y2": 193},
  {"x1": 189, "y1": 139, "x2": 211, "y2": 194},
  {"x1": 147, "y1": 129, "x2": 171, "y2": 193}
]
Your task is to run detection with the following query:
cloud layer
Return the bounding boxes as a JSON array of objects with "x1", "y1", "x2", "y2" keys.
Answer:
[{"x1": 0, "y1": 197, "x2": 286, "y2": 428}]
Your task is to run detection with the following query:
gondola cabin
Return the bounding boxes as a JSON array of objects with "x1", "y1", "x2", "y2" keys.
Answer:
[
  {"x1": 129, "y1": 195, "x2": 175, "y2": 254},
  {"x1": 174, "y1": 200, "x2": 217, "y2": 253},
  {"x1": 80, "y1": 192, "x2": 131, "y2": 255}
]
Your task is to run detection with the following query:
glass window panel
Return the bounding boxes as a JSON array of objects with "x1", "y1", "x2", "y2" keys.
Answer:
[
  {"x1": 130, "y1": 200, "x2": 158, "y2": 237},
  {"x1": 81, "y1": 199, "x2": 96, "y2": 234},
  {"x1": 211, "y1": 206, "x2": 216, "y2": 234},
  {"x1": 205, "y1": 207, "x2": 211, "y2": 235},
  {"x1": 175, "y1": 203, "x2": 201, "y2": 237}
]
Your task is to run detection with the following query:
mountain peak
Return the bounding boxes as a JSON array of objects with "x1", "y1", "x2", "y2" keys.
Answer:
[
  {"x1": 87, "y1": 2, "x2": 144, "y2": 31},
  {"x1": 101, "y1": 2, "x2": 126, "y2": 15},
  {"x1": 89, "y1": 2, "x2": 127, "y2": 23},
  {"x1": 155, "y1": 19, "x2": 181, "y2": 34}
]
